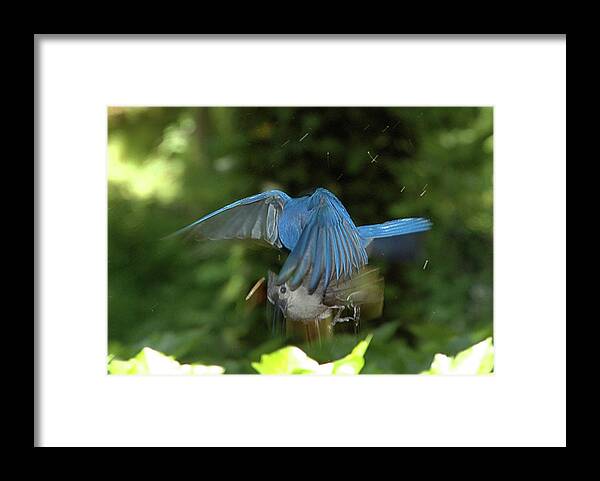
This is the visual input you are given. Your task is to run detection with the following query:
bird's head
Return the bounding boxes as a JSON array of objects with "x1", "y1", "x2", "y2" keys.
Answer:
[
  {"x1": 267, "y1": 270, "x2": 292, "y2": 314},
  {"x1": 267, "y1": 270, "x2": 330, "y2": 325}
]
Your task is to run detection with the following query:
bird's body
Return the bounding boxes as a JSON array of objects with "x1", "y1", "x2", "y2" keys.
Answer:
[
  {"x1": 266, "y1": 266, "x2": 385, "y2": 342},
  {"x1": 267, "y1": 266, "x2": 384, "y2": 322},
  {"x1": 267, "y1": 270, "x2": 332, "y2": 323},
  {"x1": 172, "y1": 187, "x2": 432, "y2": 295}
]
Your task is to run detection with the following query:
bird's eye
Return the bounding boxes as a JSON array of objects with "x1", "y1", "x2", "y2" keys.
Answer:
[{"x1": 279, "y1": 286, "x2": 287, "y2": 294}]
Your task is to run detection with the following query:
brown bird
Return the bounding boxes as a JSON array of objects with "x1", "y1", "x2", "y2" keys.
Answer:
[{"x1": 266, "y1": 266, "x2": 384, "y2": 344}]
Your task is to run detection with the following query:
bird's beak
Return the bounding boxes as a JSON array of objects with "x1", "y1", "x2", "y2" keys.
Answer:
[
  {"x1": 266, "y1": 271, "x2": 286, "y2": 335},
  {"x1": 271, "y1": 300, "x2": 285, "y2": 335}
]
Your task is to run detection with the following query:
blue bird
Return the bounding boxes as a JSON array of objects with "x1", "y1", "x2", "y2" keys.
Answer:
[{"x1": 171, "y1": 187, "x2": 432, "y2": 294}]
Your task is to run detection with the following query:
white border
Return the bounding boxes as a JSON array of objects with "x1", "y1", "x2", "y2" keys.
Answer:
[{"x1": 37, "y1": 36, "x2": 566, "y2": 447}]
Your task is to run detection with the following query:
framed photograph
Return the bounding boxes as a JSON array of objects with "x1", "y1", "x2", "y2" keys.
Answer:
[{"x1": 35, "y1": 34, "x2": 566, "y2": 447}]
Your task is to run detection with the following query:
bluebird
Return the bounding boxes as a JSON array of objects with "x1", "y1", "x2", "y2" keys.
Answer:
[{"x1": 171, "y1": 187, "x2": 432, "y2": 295}]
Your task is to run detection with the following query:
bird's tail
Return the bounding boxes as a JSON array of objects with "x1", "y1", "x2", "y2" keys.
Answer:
[
  {"x1": 286, "y1": 317, "x2": 333, "y2": 345},
  {"x1": 358, "y1": 218, "x2": 432, "y2": 262},
  {"x1": 358, "y1": 218, "x2": 432, "y2": 244}
]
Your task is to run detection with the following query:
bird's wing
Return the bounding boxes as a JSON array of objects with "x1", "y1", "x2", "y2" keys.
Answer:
[
  {"x1": 324, "y1": 266, "x2": 384, "y2": 307},
  {"x1": 324, "y1": 266, "x2": 385, "y2": 321},
  {"x1": 277, "y1": 190, "x2": 368, "y2": 293},
  {"x1": 168, "y1": 190, "x2": 291, "y2": 248}
]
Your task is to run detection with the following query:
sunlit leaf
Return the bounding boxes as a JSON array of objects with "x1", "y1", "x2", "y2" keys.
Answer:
[
  {"x1": 331, "y1": 334, "x2": 373, "y2": 375},
  {"x1": 251, "y1": 346, "x2": 324, "y2": 374},
  {"x1": 108, "y1": 347, "x2": 225, "y2": 375},
  {"x1": 422, "y1": 337, "x2": 494, "y2": 375},
  {"x1": 251, "y1": 336, "x2": 372, "y2": 375}
]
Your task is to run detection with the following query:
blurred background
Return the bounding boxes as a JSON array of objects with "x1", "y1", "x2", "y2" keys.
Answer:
[{"x1": 108, "y1": 107, "x2": 493, "y2": 374}]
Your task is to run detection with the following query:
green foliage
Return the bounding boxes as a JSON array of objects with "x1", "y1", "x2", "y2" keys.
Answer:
[
  {"x1": 108, "y1": 347, "x2": 225, "y2": 375},
  {"x1": 252, "y1": 335, "x2": 372, "y2": 375},
  {"x1": 422, "y1": 337, "x2": 494, "y2": 375},
  {"x1": 107, "y1": 336, "x2": 493, "y2": 375},
  {"x1": 108, "y1": 107, "x2": 493, "y2": 374}
]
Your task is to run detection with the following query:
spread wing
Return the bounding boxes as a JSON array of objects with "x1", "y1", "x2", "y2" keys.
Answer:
[
  {"x1": 168, "y1": 190, "x2": 291, "y2": 248},
  {"x1": 276, "y1": 189, "x2": 368, "y2": 293},
  {"x1": 324, "y1": 266, "x2": 384, "y2": 321}
]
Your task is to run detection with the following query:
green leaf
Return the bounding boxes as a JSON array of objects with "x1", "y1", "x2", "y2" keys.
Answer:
[
  {"x1": 251, "y1": 336, "x2": 372, "y2": 375},
  {"x1": 331, "y1": 334, "x2": 373, "y2": 375},
  {"x1": 251, "y1": 346, "x2": 325, "y2": 374},
  {"x1": 108, "y1": 347, "x2": 225, "y2": 375},
  {"x1": 422, "y1": 337, "x2": 494, "y2": 375}
]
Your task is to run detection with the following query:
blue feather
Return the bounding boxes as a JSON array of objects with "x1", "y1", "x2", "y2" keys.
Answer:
[
  {"x1": 170, "y1": 188, "x2": 431, "y2": 293},
  {"x1": 358, "y1": 218, "x2": 432, "y2": 246}
]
